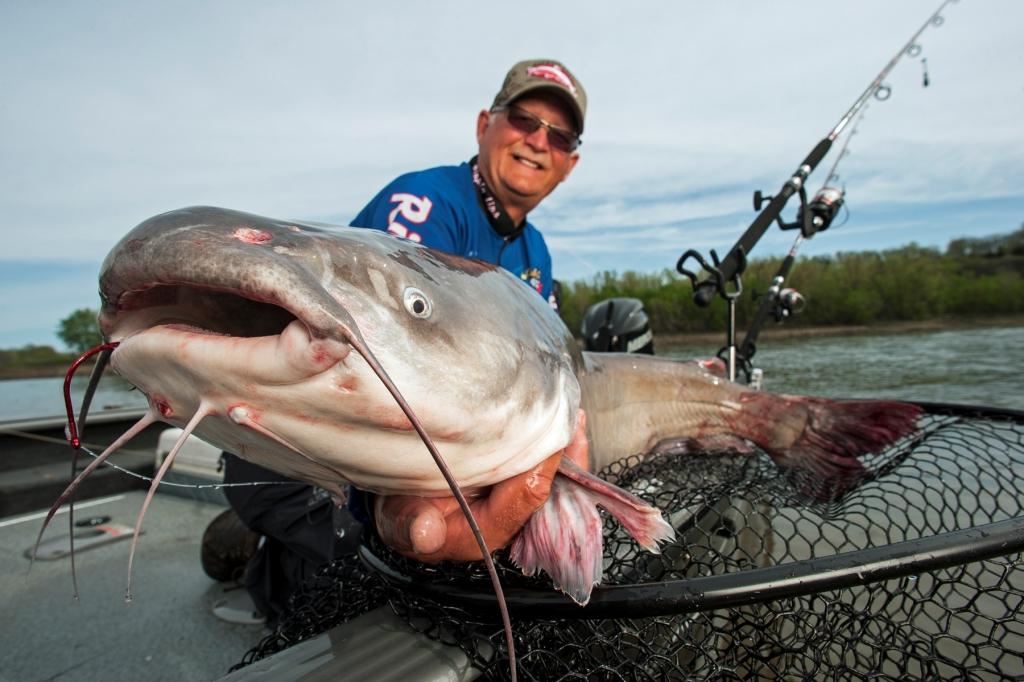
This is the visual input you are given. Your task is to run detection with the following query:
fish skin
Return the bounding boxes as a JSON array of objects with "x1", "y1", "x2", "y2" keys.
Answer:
[
  {"x1": 98, "y1": 206, "x2": 921, "y2": 604},
  {"x1": 577, "y1": 352, "x2": 920, "y2": 481}
]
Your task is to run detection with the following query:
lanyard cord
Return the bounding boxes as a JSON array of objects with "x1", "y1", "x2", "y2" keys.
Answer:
[{"x1": 470, "y1": 156, "x2": 525, "y2": 241}]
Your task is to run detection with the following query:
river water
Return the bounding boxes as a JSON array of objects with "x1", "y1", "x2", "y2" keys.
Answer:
[
  {"x1": 661, "y1": 324, "x2": 1024, "y2": 411},
  {"x1": 1, "y1": 372, "x2": 149, "y2": 422},
  {"x1": 1, "y1": 325, "x2": 1022, "y2": 422}
]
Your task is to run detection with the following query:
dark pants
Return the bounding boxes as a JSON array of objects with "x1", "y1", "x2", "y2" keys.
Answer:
[{"x1": 222, "y1": 453, "x2": 362, "y2": 628}]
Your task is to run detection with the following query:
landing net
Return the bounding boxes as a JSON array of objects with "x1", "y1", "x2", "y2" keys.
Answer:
[{"x1": 234, "y1": 403, "x2": 1024, "y2": 680}]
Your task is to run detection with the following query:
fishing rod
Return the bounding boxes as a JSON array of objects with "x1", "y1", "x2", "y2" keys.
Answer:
[
  {"x1": 676, "y1": 0, "x2": 958, "y2": 382},
  {"x1": 733, "y1": 103, "x2": 868, "y2": 383}
]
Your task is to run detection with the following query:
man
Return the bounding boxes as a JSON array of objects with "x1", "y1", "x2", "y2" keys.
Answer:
[
  {"x1": 212, "y1": 59, "x2": 586, "y2": 622},
  {"x1": 351, "y1": 58, "x2": 586, "y2": 562}
]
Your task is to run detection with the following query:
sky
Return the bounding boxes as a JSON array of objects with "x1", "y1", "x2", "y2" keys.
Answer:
[{"x1": 1, "y1": 0, "x2": 1021, "y2": 350}]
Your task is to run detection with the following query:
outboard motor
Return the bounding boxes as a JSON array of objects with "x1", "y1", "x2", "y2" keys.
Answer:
[{"x1": 581, "y1": 297, "x2": 654, "y2": 354}]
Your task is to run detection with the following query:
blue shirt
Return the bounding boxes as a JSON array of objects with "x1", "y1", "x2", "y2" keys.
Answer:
[{"x1": 350, "y1": 162, "x2": 558, "y2": 309}]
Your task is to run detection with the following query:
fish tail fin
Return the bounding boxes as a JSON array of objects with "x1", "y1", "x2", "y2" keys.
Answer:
[
  {"x1": 764, "y1": 397, "x2": 922, "y2": 497},
  {"x1": 511, "y1": 460, "x2": 674, "y2": 606}
]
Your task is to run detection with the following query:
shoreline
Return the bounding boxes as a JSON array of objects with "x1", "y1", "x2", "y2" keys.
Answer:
[
  {"x1": 0, "y1": 365, "x2": 88, "y2": 380},
  {"x1": 3, "y1": 315, "x2": 1023, "y2": 381},
  {"x1": 655, "y1": 315, "x2": 1024, "y2": 347}
]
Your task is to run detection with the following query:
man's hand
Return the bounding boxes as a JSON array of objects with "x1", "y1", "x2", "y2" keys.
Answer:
[{"x1": 374, "y1": 410, "x2": 588, "y2": 562}]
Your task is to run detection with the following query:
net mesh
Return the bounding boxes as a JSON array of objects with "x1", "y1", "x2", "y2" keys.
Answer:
[{"x1": 234, "y1": 404, "x2": 1024, "y2": 680}]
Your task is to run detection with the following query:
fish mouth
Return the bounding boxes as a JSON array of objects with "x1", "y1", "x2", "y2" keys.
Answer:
[
  {"x1": 110, "y1": 283, "x2": 300, "y2": 338},
  {"x1": 98, "y1": 208, "x2": 372, "y2": 385},
  {"x1": 103, "y1": 281, "x2": 356, "y2": 385},
  {"x1": 99, "y1": 270, "x2": 410, "y2": 495}
]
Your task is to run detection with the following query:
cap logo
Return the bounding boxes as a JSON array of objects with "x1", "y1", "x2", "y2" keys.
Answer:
[{"x1": 526, "y1": 64, "x2": 577, "y2": 96}]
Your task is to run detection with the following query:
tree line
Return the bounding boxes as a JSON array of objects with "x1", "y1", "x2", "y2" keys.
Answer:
[{"x1": 558, "y1": 228, "x2": 1024, "y2": 337}]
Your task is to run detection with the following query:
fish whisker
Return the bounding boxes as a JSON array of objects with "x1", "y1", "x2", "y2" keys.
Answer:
[
  {"x1": 124, "y1": 402, "x2": 212, "y2": 602},
  {"x1": 31, "y1": 409, "x2": 159, "y2": 598}
]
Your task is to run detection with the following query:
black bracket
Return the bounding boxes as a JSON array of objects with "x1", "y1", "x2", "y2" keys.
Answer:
[
  {"x1": 756, "y1": 185, "x2": 810, "y2": 234},
  {"x1": 677, "y1": 247, "x2": 746, "y2": 305}
]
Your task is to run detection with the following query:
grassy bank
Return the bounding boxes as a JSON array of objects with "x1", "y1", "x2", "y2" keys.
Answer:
[{"x1": 0, "y1": 345, "x2": 82, "y2": 381}]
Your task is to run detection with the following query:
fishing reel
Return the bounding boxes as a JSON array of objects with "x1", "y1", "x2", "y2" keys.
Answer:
[
  {"x1": 776, "y1": 287, "x2": 806, "y2": 321},
  {"x1": 754, "y1": 185, "x2": 845, "y2": 238},
  {"x1": 755, "y1": 277, "x2": 805, "y2": 324},
  {"x1": 801, "y1": 187, "x2": 845, "y2": 236}
]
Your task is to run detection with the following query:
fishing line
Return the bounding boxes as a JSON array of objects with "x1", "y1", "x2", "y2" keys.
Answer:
[
  {"x1": 10, "y1": 427, "x2": 296, "y2": 490},
  {"x1": 5, "y1": 428, "x2": 152, "y2": 454},
  {"x1": 68, "y1": 443, "x2": 293, "y2": 490}
]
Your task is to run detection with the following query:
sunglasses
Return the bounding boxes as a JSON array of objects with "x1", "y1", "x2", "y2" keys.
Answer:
[{"x1": 492, "y1": 105, "x2": 581, "y2": 153}]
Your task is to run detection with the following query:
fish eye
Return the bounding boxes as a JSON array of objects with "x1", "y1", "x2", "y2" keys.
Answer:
[{"x1": 403, "y1": 287, "x2": 432, "y2": 318}]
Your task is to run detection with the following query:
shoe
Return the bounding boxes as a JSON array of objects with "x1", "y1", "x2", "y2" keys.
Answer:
[{"x1": 212, "y1": 589, "x2": 267, "y2": 626}]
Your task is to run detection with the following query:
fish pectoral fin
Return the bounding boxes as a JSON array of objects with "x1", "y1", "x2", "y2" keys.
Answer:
[
  {"x1": 510, "y1": 474, "x2": 604, "y2": 606},
  {"x1": 557, "y1": 459, "x2": 675, "y2": 552},
  {"x1": 510, "y1": 462, "x2": 675, "y2": 607}
]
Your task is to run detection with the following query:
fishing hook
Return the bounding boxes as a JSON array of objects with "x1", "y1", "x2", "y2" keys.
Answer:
[{"x1": 63, "y1": 342, "x2": 120, "y2": 450}]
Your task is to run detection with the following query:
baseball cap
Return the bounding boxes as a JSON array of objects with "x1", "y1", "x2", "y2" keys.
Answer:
[{"x1": 491, "y1": 59, "x2": 587, "y2": 135}]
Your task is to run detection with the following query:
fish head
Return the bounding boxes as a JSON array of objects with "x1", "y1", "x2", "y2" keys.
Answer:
[{"x1": 100, "y1": 206, "x2": 581, "y2": 496}]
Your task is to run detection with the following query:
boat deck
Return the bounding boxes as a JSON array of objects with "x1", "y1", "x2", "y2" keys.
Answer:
[{"x1": 0, "y1": 491, "x2": 266, "y2": 682}]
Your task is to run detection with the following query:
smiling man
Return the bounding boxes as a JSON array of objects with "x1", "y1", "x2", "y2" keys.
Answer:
[{"x1": 351, "y1": 58, "x2": 585, "y2": 310}]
